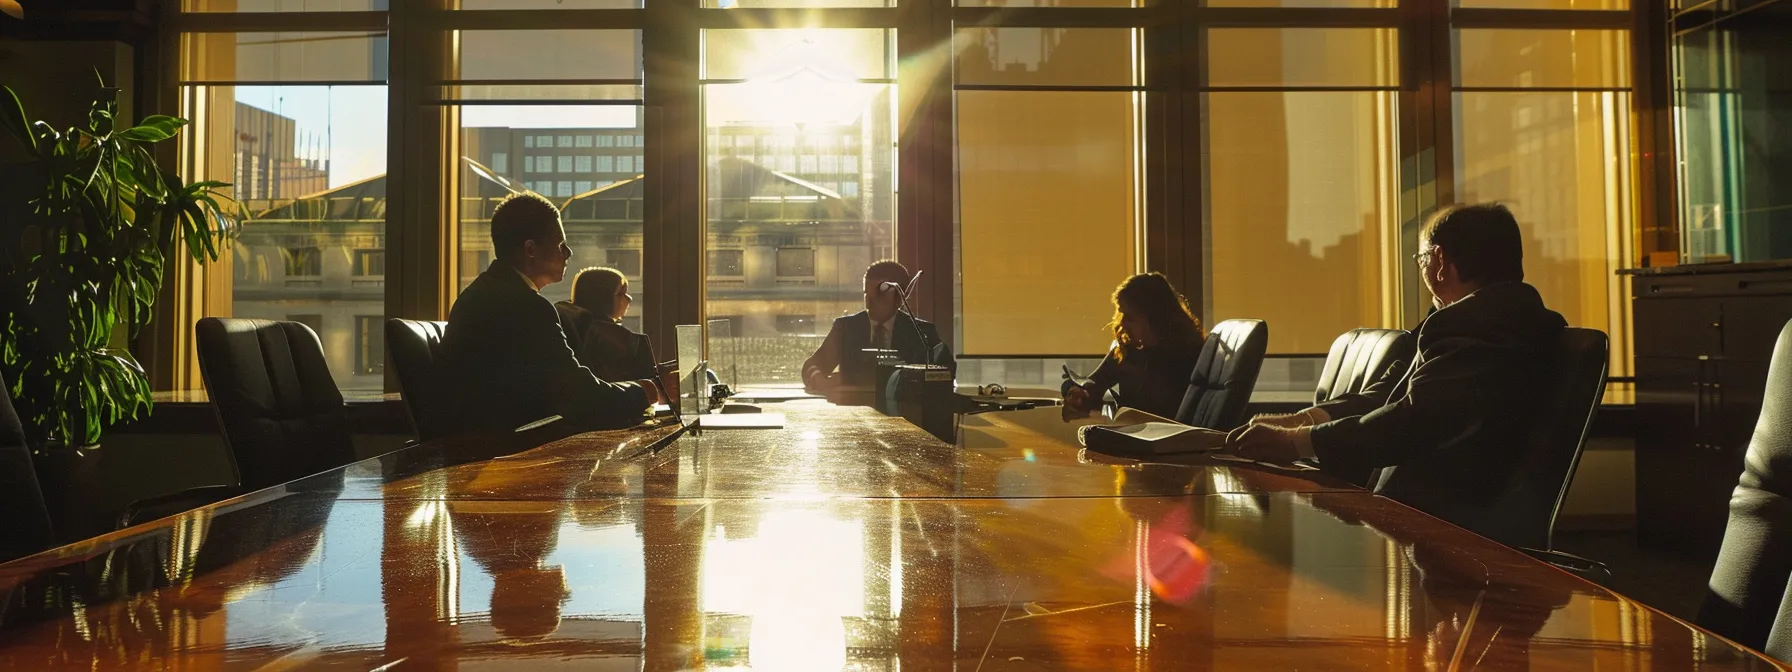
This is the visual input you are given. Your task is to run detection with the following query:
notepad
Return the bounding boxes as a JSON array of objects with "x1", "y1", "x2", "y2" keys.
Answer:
[
  {"x1": 697, "y1": 413, "x2": 786, "y2": 429},
  {"x1": 1077, "y1": 408, "x2": 1228, "y2": 456}
]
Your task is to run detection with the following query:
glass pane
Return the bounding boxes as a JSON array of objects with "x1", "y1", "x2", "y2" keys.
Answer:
[
  {"x1": 456, "y1": 30, "x2": 641, "y2": 82},
  {"x1": 1204, "y1": 0, "x2": 1392, "y2": 9},
  {"x1": 459, "y1": 0, "x2": 639, "y2": 7},
  {"x1": 955, "y1": 28, "x2": 1137, "y2": 87},
  {"x1": 957, "y1": 0, "x2": 1139, "y2": 5},
  {"x1": 1455, "y1": 0, "x2": 1623, "y2": 10},
  {"x1": 1455, "y1": 29, "x2": 1631, "y2": 89},
  {"x1": 180, "y1": 32, "x2": 387, "y2": 83},
  {"x1": 1205, "y1": 92, "x2": 1401, "y2": 355},
  {"x1": 1206, "y1": 28, "x2": 1398, "y2": 88},
  {"x1": 703, "y1": 28, "x2": 896, "y2": 386},
  {"x1": 183, "y1": 0, "x2": 386, "y2": 9},
  {"x1": 706, "y1": 0, "x2": 891, "y2": 6},
  {"x1": 1674, "y1": 14, "x2": 1792, "y2": 264},
  {"x1": 957, "y1": 90, "x2": 1139, "y2": 356},
  {"x1": 457, "y1": 106, "x2": 649, "y2": 333},
  {"x1": 703, "y1": 29, "x2": 891, "y2": 81},
  {"x1": 185, "y1": 84, "x2": 389, "y2": 390},
  {"x1": 1455, "y1": 91, "x2": 1633, "y2": 374}
]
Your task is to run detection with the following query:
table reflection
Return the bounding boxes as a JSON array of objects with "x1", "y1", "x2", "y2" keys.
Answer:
[{"x1": 0, "y1": 406, "x2": 1784, "y2": 670}]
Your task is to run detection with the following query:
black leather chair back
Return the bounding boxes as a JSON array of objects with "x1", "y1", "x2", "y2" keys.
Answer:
[
  {"x1": 1702, "y1": 319, "x2": 1792, "y2": 654},
  {"x1": 1314, "y1": 328, "x2": 1415, "y2": 487},
  {"x1": 1476, "y1": 327, "x2": 1608, "y2": 550},
  {"x1": 0, "y1": 370, "x2": 54, "y2": 562},
  {"x1": 1314, "y1": 328, "x2": 1415, "y2": 404},
  {"x1": 387, "y1": 318, "x2": 450, "y2": 440},
  {"x1": 195, "y1": 318, "x2": 355, "y2": 492},
  {"x1": 1176, "y1": 319, "x2": 1268, "y2": 431}
]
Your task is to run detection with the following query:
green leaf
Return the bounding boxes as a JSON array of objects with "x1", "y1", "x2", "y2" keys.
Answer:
[
  {"x1": 0, "y1": 86, "x2": 37, "y2": 157},
  {"x1": 117, "y1": 125, "x2": 175, "y2": 143}
]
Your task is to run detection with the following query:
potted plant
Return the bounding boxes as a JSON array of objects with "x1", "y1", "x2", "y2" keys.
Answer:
[{"x1": 0, "y1": 79, "x2": 240, "y2": 458}]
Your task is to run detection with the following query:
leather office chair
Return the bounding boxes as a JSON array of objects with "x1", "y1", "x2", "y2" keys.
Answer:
[
  {"x1": 1314, "y1": 328, "x2": 1415, "y2": 487},
  {"x1": 195, "y1": 318, "x2": 356, "y2": 493},
  {"x1": 387, "y1": 318, "x2": 450, "y2": 440},
  {"x1": 1176, "y1": 319, "x2": 1268, "y2": 431},
  {"x1": 1701, "y1": 319, "x2": 1792, "y2": 655},
  {"x1": 0, "y1": 370, "x2": 55, "y2": 562},
  {"x1": 1479, "y1": 328, "x2": 1609, "y2": 579}
]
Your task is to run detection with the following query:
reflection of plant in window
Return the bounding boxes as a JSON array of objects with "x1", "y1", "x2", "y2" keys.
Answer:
[{"x1": 284, "y1": 246, "x2": 323, "y2": 277}]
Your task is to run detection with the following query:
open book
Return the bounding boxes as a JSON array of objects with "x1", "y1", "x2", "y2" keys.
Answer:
[{"x1": 1077, "y1": 408, "x2": 1230, "y2": 456}]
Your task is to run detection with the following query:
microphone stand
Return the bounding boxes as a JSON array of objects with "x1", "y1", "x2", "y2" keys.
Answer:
[{"x1": 894, "y1": 270, "x2": 932, "y2": 364}]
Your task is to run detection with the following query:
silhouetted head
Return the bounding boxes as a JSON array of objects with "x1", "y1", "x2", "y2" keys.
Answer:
[
  {"x1": 491, "y1": 192, "x2": 570, "y2": 289},
  {"x1": 1417, "y1": 203, "x2": 1525, "y2": 308},
  {"x1": 863, "y1": 259, "x2": 910, "y2": 324},
  {"x1": 1108, "y1": 273, "x2": 1202, "y2": 358},
  {"x1": 570, "y1": 266, "x2": 630, "y2": 322}
]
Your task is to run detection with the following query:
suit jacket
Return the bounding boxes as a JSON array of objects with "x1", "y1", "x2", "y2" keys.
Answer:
[
  {"x1": 440, "y1": 262, "x2": 651, "y2": 435},
  {"x1": 1076, "y1": 340, "x2": 1202, "y2": 421},
  {"x1": 805, "y1": 310, "x2": 956, "y2": 386},
  {"x1": 555, "y1": 302, "x2": 657, "y2": 384},
  {"x1": 1308, "y1": 281, "x2": 1567, "y2": 535}
]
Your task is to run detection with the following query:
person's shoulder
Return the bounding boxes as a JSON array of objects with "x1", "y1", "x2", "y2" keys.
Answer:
[{"x1": 834, "y1": 311, "x2": 868, "y2": 327}]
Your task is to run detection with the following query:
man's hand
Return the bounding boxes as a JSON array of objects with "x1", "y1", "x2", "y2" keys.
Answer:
[
  {"x1": 1248, "y1": 412, "x2": 1306, "y2": 429},
  {"x1": 1231, "y1": 424, "x2": 1306, "y2": 465}
]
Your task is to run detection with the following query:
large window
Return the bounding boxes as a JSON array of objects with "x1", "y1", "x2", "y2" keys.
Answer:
[
  {"x1": 1453, "y1": 28, "x2": 1635, "y2": 374},
  {"x1": 180, "y1": 27, "x2": 389, "y2": 390},
  {"x1": 703, "y1": 28, "x2": 897, "y2": 386},
  {"x1": 956, "y1": 27, "x2": 1143, "y2": 357},
  {"x1": 1204, "y1": 28, "x2": 1402, "y2": 355}
]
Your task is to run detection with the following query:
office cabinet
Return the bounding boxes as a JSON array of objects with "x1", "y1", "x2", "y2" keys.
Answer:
[{"x1": 1630, "y1": 266, "x2": 1792, "y2": 560}]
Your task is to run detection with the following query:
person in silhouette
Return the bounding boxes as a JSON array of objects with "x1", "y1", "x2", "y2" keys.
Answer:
[
  {"x1": 441, "y1": 193, "x2": 668, "y2": 434},
  {"x1": 802, "y1": 259, "x2": 954, "y2": 393},
  {"x1": 1233, "y1": 203, "x2": 1567, "y2": 537},
  {"x1": 1062, "y1": 272, "x2": 1205, "y2": 421},
  {"x1": 555, "y1": 266, "x2": 657, "y2": 385}
]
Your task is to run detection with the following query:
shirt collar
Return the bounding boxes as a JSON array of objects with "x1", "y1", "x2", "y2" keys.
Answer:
[{"x1": 511, "y1": 265, "x2": 540, "y2": 292}]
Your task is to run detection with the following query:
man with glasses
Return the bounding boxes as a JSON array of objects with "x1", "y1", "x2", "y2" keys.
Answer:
[
  {"x1": 441, "y1": 192, "x2": 668, "y2": 435},
  {"x1": 1232, "y1": 203, "x2": 1567, "y2": 535}
]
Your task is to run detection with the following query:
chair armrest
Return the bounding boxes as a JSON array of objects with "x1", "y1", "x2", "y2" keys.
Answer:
[
  {"x1": 118, "y1": 485, "x2": 238, "y2": 528},
  {"x1": 1519, "y1": 547, "x2": 1611, "y2": 584}
]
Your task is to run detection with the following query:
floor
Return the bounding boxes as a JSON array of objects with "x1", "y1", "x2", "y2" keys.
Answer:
[{"x1": 1556, "y1": 530, "x2": 1715, "y2": 621}]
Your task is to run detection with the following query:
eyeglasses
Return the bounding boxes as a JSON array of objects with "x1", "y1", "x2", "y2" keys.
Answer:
[{"x1": 1412, "y1": 247, "x2": 1437, "y2": 266}]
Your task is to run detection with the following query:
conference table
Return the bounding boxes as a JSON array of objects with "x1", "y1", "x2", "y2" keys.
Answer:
[{"x1": 0, "y1": 401, "x2": 1783, "y2": 670}]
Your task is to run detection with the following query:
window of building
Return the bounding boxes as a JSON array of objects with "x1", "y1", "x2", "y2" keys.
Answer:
[
  {"x1": 820, "y1": 155, "x2": 839, "y2": 174},
  {"x1": 800, "y1": 155, "x2": 818, "y2": 173},
  {"x1": 354, "y1": 315, "x2": 384, "y2": 376},
  {"x1": 598, "y1": 155, "x2": 615, "y2": 172},
  {"x1": 557, "y1": 181, "x2": 573, "y2": 197},
  {"x1": 843, "y1": 182, "x2": 859, "y2": 197},
  {"x1": 776, "y1": 247, "x2": 816, "y2": 278},
  {"x1": 576, "y1": 135, "x2": 593, "y2": 147},
  {"x1": 576, "y1": 155, "x2": 592, "y2": 173},
  {"x1": 776, "y1": 315, "x2": 817, "y2": 335},
  {"x1": 491, "y1": 152, "x2": 508, "y2": 174},
  {"x1": 598, "y1": 135, "x2": 615, "y2": 147},
  {"x1": 575, "y1": 180, "x2": 593, "y2": 193},
  {"x1": 557, "y1": 156, "x2": 574, "y2": 173},
  {"x1": 536, "y1": 134, "x2": 553, "y2": 147},
  {"x1": 618, "y1": 156, "x2": 634, "y2": 173},
  {"x1": 353, "y1": 249, "x2": 385, "y2": 276},
  {"x1": 524, "y1": 136, "x2": 535, "y2": 148},
  {"x1": 710, "y1": 249, "x2": 746, "y2": 277},
  {"x1": 620, "y1": 135, "x2": 635, "y2": 147},
  {"x1": 557, "y1": 135, "x2": 573, "y2": 147},
  {"x1": 284, "y1": 246, "x2": 323, "y2": 277},
  {"x1": 608, "y1": 249, "x2": 643, "y2": 277}
]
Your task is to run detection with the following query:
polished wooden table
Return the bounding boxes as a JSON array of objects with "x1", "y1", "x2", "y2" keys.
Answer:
[{"x1": 0, "y1": 402, "x2": 1782, "y2": 670}]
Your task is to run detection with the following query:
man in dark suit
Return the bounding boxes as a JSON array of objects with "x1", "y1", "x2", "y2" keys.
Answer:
[
  {"x1": 441, "y1": 193, "x2": 666, "y2": 434},
  {"x1": 1234, "y1": 203, "x2": 1568, "y2": 535},
  {"x1": 802, "y1": 259, "x2": 956, "y2": 393}
]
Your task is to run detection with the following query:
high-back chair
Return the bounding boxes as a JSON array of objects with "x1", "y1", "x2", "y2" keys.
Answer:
[
  {"x1": 1313, "y1": 328, "x2": 1416, "y2": 487},
  {"x1": 195, "y1": 317, "x2": 356, "y2": 493},
  {"x1": 1477, "y1": 327, "x2": 1608, "y2": 552},
  {"x1": 1701, "y1": 319, "x2": 1792, "y2": 655},
  {"x1": 386, "y1": 318, "x2": 451, "y2": 440},
  {"x1": 1176, "y1": 319, "x2": 1268, "y2": 431}
]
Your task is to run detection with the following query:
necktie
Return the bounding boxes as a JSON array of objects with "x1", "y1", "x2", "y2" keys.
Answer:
[{"x1": 875, "y1": 324, "x2": 890, "y2": 349}]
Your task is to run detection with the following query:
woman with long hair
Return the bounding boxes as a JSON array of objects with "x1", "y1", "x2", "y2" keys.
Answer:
[
  {"x1": 1062, "y1": 272, "x2": 1205, "y2": 421},
  {"x1": 555, "y1": 266, "x2": 657, "y2": 383}
]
